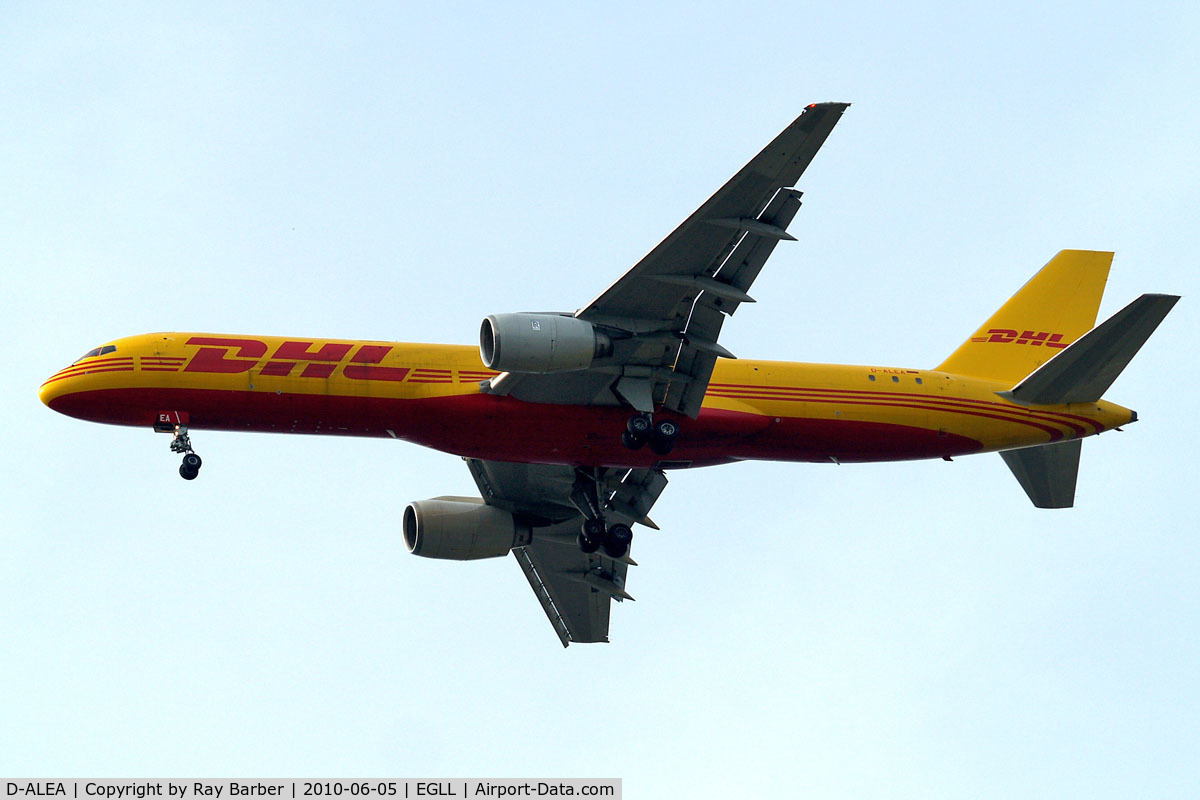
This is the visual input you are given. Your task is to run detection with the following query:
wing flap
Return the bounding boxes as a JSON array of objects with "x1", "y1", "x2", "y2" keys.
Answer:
[{"x1": 664, "y1": 188, "x2": 807, "y2": 415}]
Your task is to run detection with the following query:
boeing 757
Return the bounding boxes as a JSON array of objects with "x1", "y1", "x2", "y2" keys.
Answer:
[{"x1": 40, "y1": 103, "x2": 1178, "y2": 645}]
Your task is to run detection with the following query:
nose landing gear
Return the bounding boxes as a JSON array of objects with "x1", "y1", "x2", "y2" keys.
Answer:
[
  {"x1": 170, "y1": 425, "x2": 203, "y2": 480},
  {"x1": 179, "y1": 452, "x2": 203, "y2": 480}
]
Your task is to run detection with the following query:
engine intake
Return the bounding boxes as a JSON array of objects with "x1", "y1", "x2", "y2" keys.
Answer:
[
  {"x1": 480, "y1": 313, "x2": 612, "y2": 373},
  {"x1": 403, "y1": 497, "x2": 532, "y2": 560}
]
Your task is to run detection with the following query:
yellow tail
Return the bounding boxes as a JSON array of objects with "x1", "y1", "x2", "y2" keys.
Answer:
[{"x1": 935, "y1": 250, "x2": 1113, "y2": 382}]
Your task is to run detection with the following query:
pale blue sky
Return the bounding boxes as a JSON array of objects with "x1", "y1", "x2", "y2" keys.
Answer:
[{"x1": 3, "y1": 2, "x2": 1198, "y2": 796}]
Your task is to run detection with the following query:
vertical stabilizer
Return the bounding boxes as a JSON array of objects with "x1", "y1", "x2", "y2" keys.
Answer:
[{"x1": 936, "y1": 250, "x2": 1112, "y2": 382}]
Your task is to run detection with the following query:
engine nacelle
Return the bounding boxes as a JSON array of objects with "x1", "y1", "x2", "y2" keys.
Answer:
[
  {"x1": 403, "y1": 497, "x2": 532, "y2": 560},
  {"x1": 480, "y1": 313, "x2": 612, "y2": 373}
]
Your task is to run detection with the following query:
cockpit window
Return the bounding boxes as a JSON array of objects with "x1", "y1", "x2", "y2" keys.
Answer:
[{"x1": 74, "y1": 345, "x2": 116, "y2": 364}]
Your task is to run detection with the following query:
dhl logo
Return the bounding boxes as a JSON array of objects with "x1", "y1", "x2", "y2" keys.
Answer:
[
  {"x1": 180, "y1": 337, "x2": 415, "y2": 382},
  {"x1": 970, "y1": 329, "x2": 1069, "y2": 348}
]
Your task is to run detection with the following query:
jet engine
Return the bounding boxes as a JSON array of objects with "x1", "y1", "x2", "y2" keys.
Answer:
[
  {"x1": 403, "y1": 497, "x2": 532, "y2": 560},
  {"x1": 480, "y1": 313, "x2": 612, "y2": 373}
]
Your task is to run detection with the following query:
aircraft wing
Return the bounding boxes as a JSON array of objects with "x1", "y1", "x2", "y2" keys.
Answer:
[
  {"x1": 485, "y1": 102, "x2": 848, "y2": 417},
  {"x1": 465, "y1": 458, "x2": 667, "y2": 646}
]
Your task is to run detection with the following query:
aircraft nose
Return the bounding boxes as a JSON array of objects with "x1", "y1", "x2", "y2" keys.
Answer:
[
  {"x1": 40, "y1": 368, "x2": 76, "y2": 410},
  {"x1": 40, "y1": 348, "x2": 139, "y2": 420}
]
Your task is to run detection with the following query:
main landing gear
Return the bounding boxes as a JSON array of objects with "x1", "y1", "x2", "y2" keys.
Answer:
[
  {"x1": 571, "y1": 469, "x2": 634, "y2": 559},
  {"x1": 621, "y1": 413, "x2": 679, "y2": 455},
  {"x1": 170, "y1": 425, "x2": 203, "y2": 480},
  {"x1": 578, "y1": 518, "x2": 634, "y2": 559}
]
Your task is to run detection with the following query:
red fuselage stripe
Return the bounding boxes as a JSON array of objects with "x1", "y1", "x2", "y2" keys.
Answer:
[
  {"x1": 705, "y1": 391, "x2": 1066, "y2": 439},
  {"x1": 41, "y1": 366, "x2": 135, "y2": 385},
  {"x1": 48, "y1": 359, "x2": 135, "y2": 379},
  {"x1": 708, "y1": 384, "x2": 1099, "y2": 434}
]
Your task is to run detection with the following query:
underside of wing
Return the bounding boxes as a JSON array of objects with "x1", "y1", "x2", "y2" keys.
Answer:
[
  {"x1": 512, "y1": 528, "x2": 629, "y2": 646},
  {"x1": 466, "y1": 458, "x2": 667, "y2": 646},
  {"x1": 485, "y1": 103, "x2": 849, "y2": 417}
]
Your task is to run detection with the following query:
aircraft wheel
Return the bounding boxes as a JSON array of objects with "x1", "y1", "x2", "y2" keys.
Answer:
[
  {"x1": 179, "y1": 465, "x2": 199, "y2": 480},
  {"x1": 621, "y1": 430, "x2": 645, "y2": 450},
  {"x1": 654, "y1": 419, "x2": 678, "y2": 440},
  {"x1": 648, "y1": 418, "x2": 679, "y2": 455},
  {"x1": 626, "y1": 413, "x2": 652, "y2": 436},
  {"x1": 579, "y1": 518, "x2": 605, "y2": 553},
  {"x1": 182, "y1": 453, "x2": 203, "y2": 471},
  {"x1": 603, "y1": 523, "x2": 633, "y2": 559}
]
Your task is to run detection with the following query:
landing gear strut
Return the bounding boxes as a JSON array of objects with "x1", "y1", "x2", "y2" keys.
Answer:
[
  {"x1": 571, "y1": 469, "x2": 634, "y2": 558},
  {"x1": 170, "y1": 425, "x2": 203, "y2": 480},
  {"x1": 621, "y1": 413, "x2": 679, "y2": 455}
]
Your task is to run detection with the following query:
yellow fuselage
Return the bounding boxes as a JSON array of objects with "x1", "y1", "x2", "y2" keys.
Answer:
[{"x1": 40, "y1": 332, "x2": 1134, "y2": 468}]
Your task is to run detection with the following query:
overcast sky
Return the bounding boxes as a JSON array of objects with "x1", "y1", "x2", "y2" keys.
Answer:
[{"x1": 3, "y1": 2, "x2": 1198, "y2": 796}]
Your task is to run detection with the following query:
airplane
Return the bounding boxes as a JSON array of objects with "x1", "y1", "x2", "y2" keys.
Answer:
[{"x1": 40, "y1": 103, "x2": 1179, "y2": 646}]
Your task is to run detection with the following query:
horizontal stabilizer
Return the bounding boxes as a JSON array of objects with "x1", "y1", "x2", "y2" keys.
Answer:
[
  {"x1": 1004, "y1": 294, "x2": 1179, "y2": 405},
  {"x1": 1000, "y1": 440, "x2": 1082, "y2": 509}
]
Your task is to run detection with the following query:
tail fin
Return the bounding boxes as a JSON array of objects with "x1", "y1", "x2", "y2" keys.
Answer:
[
  {"x1": 936, "y1": 250, "x2": 1113, "y2": 382},
  {"x1": 998, "y1": 292, "x2": 1178, "y2": 510}
]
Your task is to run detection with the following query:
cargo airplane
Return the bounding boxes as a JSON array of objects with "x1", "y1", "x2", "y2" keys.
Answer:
[{"x1": 41, "y1": 103, "x2": 1178, "y2": 645}]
